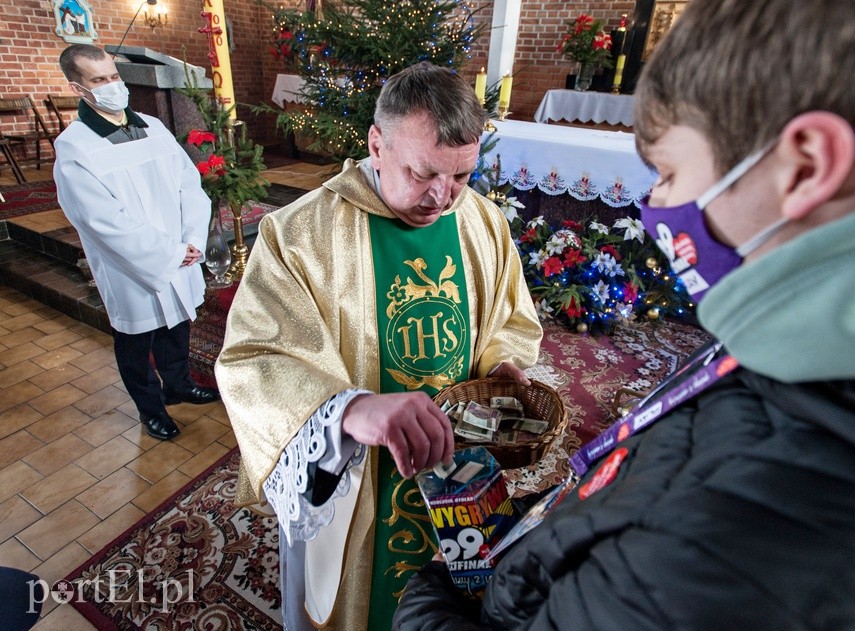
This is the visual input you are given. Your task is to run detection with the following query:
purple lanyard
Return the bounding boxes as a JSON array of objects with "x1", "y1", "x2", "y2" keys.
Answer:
[{"x1": 570, "y1": 342, "x2": 739, "y2": 476}]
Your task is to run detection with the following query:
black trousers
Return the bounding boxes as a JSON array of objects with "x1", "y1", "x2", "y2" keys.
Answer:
[{"x1": 113, "y1": 320, "x2": 194, "y2": 420}]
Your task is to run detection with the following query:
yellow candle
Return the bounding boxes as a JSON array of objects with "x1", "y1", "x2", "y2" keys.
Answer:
[
  {"x1": 612, "y1": 54, "x2": 627, "y2": 89},
  {"x1": 498, "y1": 73, "x2": 513, "y2": 109},
  {"x1": 474, "y1": 67, "x2": 487, "y2": 104},
  {"x1": 202, "y1": 0, "x2": 237, "y2": 119}
]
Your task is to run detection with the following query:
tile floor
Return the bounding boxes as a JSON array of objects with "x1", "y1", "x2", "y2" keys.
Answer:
[{"x1": 0, "y1": 158, "x2": 334, "y2": 629}]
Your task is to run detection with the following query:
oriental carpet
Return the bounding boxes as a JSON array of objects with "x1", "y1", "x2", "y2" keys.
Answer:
[
  {"x1": 0, "y1": 181, "x2": 59, "y2": 220},
  {"x1": 71, "y1": 315, "x2": 708, "y2": 629}
]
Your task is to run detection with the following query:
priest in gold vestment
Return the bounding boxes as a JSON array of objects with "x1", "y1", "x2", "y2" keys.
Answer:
[{"x1": 215, "y1": 63, "x2": 542, "y2": 630}]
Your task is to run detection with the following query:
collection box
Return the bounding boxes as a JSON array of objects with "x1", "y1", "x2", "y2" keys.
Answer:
[{"x1": 416, "y1": 446, "x2": 517, "y2": 594}]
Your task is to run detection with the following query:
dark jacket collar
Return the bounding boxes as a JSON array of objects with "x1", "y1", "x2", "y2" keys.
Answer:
[{"x1": 77, "y1": 100, "x2": 148, "y2": 138}]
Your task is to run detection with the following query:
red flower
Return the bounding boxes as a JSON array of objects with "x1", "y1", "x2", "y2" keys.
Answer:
[
  {"x1": 623, "y1": 283, "x2": 639, "y2": 304},
  {"x1": 196, "y1": 159, "x2": 211, "y2": 176},
  {"x1": 564, "y1": 296, "x2": 584, "y2": 319},
  {"x1": 562, "y1": 219, "x2": 583, "y2": 232},
  {"x1": 208, "y1": 154, "x2": 227, "y2": 176},
  {"x1": 542, "y1": 256, "x2": 564, "y2": 277},
  {"x1": 600, "y1": 245, "x2": 621, "y2": 261},
  {"x1": 519, "y1": 227, "x2": 537, "y2": 243},
  {"x1": 563, "y1": 248, "x2": 586, "y2": 267},
  {"x1": 187, "y1": 129, "x2": 216, "y2": 147}
]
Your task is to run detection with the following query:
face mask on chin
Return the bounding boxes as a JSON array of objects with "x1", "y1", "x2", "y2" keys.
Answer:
[
  {"x1": 76, "y1": 80, "x2": 129, "y2": 114},
  {"x1": 640, "y1": 140, "x2": 789, "y2": 300}
]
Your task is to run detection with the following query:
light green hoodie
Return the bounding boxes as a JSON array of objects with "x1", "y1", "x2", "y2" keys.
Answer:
[{"x1": 698, "y1": 212, "x2": 855, "y2": 383}]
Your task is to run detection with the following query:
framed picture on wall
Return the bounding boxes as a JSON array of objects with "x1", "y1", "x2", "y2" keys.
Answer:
[{"x1": 52, "y1": 0, "x2": 98, "y2": 44}]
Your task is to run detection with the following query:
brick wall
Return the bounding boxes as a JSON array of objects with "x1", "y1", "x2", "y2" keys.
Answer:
[
  {"x1": 1, "y1": 0, "x2": 632, "y2": 161},
  {"x1": 465, "y1": 0, "x2": 636, "y2": 121}
]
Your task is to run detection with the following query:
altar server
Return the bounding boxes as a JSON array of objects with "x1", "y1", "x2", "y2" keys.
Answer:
[{"x1": 54, "y1": 44, "x2": 220, "y2": 441}]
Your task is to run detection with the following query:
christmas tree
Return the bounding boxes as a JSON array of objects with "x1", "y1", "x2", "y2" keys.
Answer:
[{"x1": 267, "y1": 0, "x2": 482, "y2": 160}]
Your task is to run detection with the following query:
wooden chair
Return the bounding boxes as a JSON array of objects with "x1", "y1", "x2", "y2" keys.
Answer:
[
  {"x1": 0, "y1": 95, "x2": 56, "y2": 170},
  {"x1": 44, "y1": 94, "x2": 80, "y2": 132},
  {"x1": 0, "y1": 136, "x2": 26, "y2": 184}
]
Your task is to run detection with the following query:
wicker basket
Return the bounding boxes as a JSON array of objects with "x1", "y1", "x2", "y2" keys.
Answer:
[{"x1": 434, "y1": 378, "x2": 566, "y2": 469}]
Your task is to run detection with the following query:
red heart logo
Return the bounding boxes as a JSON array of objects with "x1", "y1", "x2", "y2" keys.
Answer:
[{"x1": 673, "y1": 232, "x2": 698, "y2": 265}]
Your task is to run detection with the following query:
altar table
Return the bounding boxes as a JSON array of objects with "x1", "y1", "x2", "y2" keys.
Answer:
[
  {"x1": 534, "y1": 89, "x2": 635, "y2": 127},
  {"x1": 271, "y1": 74, "x2": 306, "y2": 108},
  {"x1": 481, "y1": 119, "x2": 656, "y2": 208}
]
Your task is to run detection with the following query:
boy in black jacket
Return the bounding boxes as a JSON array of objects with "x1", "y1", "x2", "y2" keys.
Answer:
[{"x1": 394, "y1": 0, "x2": 855, "y2": 628}]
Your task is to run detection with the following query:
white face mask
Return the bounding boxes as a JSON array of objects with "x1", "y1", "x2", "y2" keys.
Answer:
[{"x1": 78, "y1": 80, "x2": 129, "y2": 113}]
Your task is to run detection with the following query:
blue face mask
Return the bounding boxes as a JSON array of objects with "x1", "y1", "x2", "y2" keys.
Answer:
[{"x1": 640, "y1": 141, "x2": 788, "y2": 300}]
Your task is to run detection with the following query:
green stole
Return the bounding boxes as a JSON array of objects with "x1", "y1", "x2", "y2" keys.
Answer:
[{"x1": 367, "y1": 212, "x2": 471, "y2": 629}]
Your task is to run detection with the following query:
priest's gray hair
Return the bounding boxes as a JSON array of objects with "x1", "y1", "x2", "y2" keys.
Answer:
[{"x1": 374, "y1": 62, "x2": 486, "y2": 147}]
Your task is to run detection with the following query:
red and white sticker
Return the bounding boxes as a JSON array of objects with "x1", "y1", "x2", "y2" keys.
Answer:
[
  {"x1": 673, "y1": 232, "x2": 698, "y2": 265},
  {"x1": 578, "y1": 448, "x2": 628, "y2": 500}
]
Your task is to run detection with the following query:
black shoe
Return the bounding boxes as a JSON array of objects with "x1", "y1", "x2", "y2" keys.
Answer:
[
  {"x1": 140, "y1": 413, "x2": 180, "y2": 440},
  {"x1": 164, "y1": 385, "x2": 221, "y2": 405}
]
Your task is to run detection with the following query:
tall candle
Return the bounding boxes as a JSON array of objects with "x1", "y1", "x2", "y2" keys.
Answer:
[
  {"x1": 474, "y1": 67, "x2": 487, "y2": 104},
  {"x1": 612, "y1": 54, "x2": 627, "y2": 90},
  {"x1": 201, "y1": 0, "x2": 237, "y2": 119},
  {"x1": 498, "y1": 73, "x2": 513, "y2": 109}
]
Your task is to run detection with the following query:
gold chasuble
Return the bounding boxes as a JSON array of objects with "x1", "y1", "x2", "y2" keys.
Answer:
[
  {"x1": 215, "y1": 158, "x2": 542, "y2": 630},
  {"x1": 367, "y1": 212, "x2": 471, "y2": 629}
]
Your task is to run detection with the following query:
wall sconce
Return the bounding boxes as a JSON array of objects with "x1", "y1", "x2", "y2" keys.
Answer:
[{"x1": 143, "y1": 5, "x2": 168, "y2": 29}]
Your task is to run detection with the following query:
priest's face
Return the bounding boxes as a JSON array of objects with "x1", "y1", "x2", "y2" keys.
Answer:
[{"x1": 368, "y1": 112, "x2": 480, "y2": 227}]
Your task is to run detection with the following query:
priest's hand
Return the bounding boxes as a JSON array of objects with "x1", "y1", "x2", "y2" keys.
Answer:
[
  {"x1": 489, "y1": 361, "x2": 531, "y2": 386},
  {"x1": 341, "y1": 392, "x2": 454, "y2": 479}
]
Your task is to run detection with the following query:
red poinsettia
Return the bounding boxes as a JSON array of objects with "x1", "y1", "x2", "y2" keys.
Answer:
[
  {"x1": 563, "y1": 248, "x2": 587, "y2": 267},
  {"x1": 542, "y1": 256, "x2": 564, "y2": 278},
  {"x1": 196, "y1": 154, "x2": 227, "y2": 178},
  {"x1": 599, "y1": 244, "x2": 622, "y2": 261},
  {"x1": 564, "y1": 296, "x2": 584, "y2": 319},
  {"x1": 623, "y1": 282, "x2": 639, "y2": 304},
  {"x1": 187, "y1": 129, "x2": 217, "y2": 147},
  {"x1": 562, "y1": 219, "x2": 584, "y2": 232},
  {"x1": 519, "y1": 227, "x2": 537, "y2": 244}
]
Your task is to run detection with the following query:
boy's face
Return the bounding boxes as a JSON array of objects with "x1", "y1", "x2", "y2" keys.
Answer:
[{"x1": 643, "y1": 125, "x2": 780, "y2": 259}]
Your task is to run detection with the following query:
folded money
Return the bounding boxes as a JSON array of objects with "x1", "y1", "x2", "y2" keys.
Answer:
[
  {"x1": 463, "y1": 401, "x2": 502, "y2": 432},
  {"x1": 490, "y1": 396, "x2": 524, "y2": 414},
  {"x1": 454, "y1": 419, "x2": 495, "y2": 442},
  {"x1": 512, "y1": 418, "x2": 549, "y2": 434}
]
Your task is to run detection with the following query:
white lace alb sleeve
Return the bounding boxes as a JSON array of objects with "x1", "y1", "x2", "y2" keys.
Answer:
[{"x1": 263, "y1": 388, "x2": 370, "y2": 546}]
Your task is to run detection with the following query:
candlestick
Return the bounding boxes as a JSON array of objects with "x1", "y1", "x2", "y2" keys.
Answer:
[{"x1": 474, "y1": 67, "x2": 487, "y2": 104}]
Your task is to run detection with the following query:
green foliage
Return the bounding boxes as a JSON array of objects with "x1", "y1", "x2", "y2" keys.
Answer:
[
  {"x1": 177, "y1": 71, "x2": 269, "y2": 212},
  {"x1": 262, "y1": 0, "x2": 484, "y2": 161}
]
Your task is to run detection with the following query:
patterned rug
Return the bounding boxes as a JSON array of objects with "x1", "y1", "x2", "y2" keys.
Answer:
[
  {"x1": 0, "y1": 181, "x2": 59, "y2": 220},
  {"x1": 189, "y1": 284, "x2": 238, "y2": 390},
  {"x1": 64, "y1": 449, "x2": 283, "y2": 630},
  {"x1": 66, "y1": 316, "x2": 709, "y2": 628}
]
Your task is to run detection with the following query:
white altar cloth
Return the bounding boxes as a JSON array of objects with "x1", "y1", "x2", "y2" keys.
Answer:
[
  {"x1": 271, "y1": 74, "x2": 306, "y2": 108},
  {"x1": 534, "y1": 90, "x2": 635, "y2": 126},
  {"x1": 481, "y1": 119, "x2": 656, "y2": 208}
]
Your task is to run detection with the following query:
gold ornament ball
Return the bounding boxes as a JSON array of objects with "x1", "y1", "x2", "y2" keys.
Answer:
[
  {"x1": 647, "y1": 307, "x2": 660, "y2": 320},
  {"x1": 576, "y1": 323, "x2": 588, "y2": 333},
  {"x1": 646, "y1": 257, "x2": 658, "y2": 269},
  {"x1": 486, "y1": 190, "x2": 497, "y2": 201}
]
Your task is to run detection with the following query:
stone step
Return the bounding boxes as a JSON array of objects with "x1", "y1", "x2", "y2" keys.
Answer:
[{"x1": 0, "y1": 230, "x2": 110, "y2": 332}]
